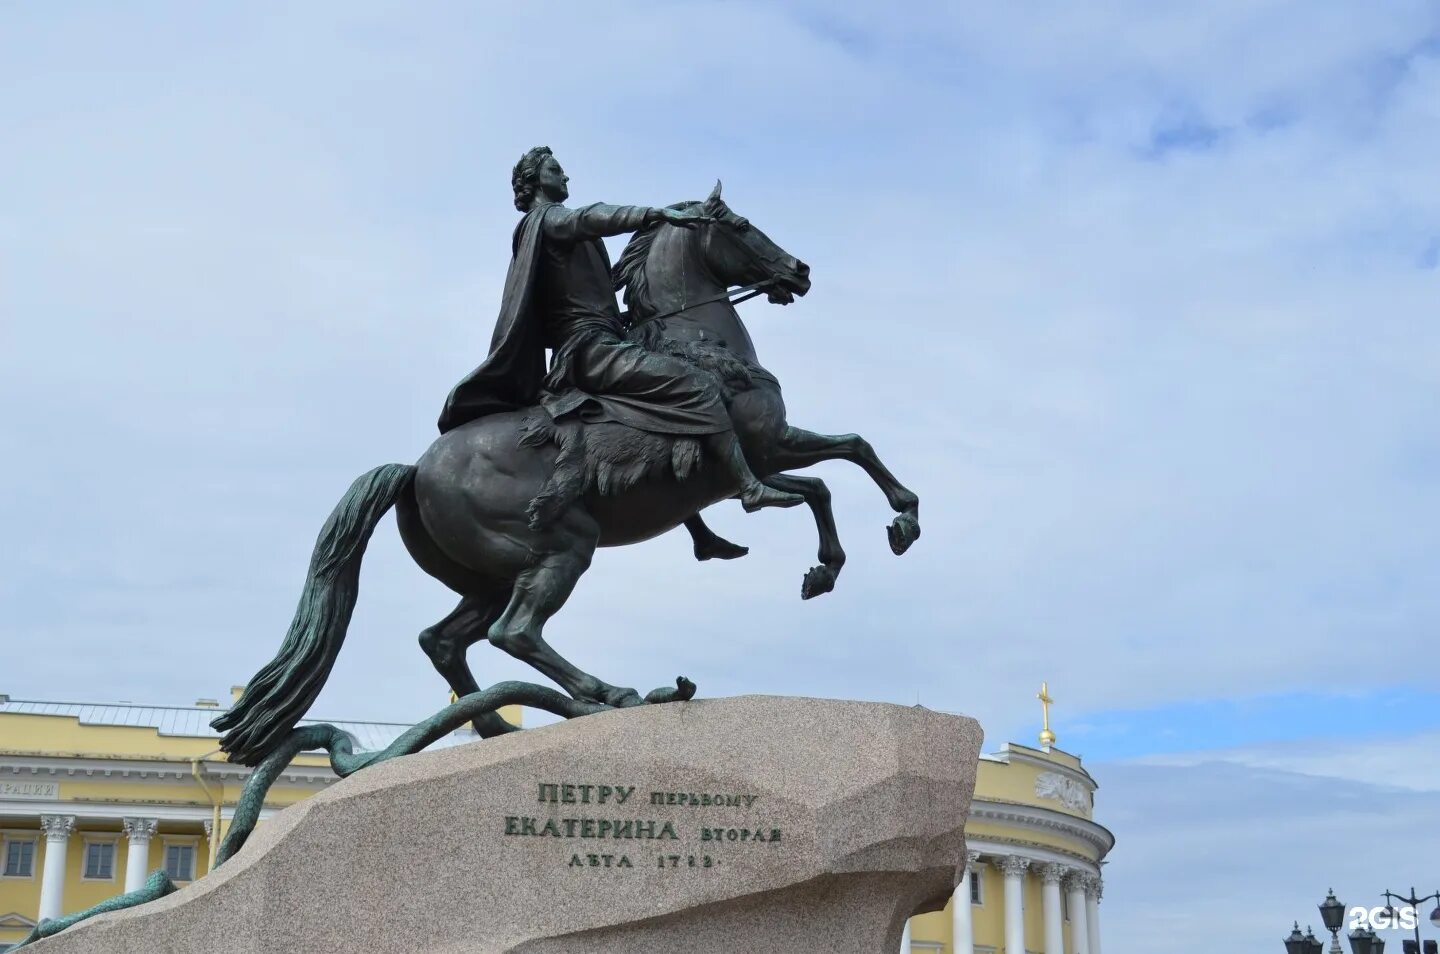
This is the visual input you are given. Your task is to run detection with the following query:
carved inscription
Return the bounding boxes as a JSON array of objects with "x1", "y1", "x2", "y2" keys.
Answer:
[
  {"x1": 537, "y1": 783, "x2": 634, "y2": 805},
  {"x1": 0, "y1": 781, "x2": 58, "y2": 800},
  {"x1": 503, "y1": 816, "x2": 679, "y2": 840},
  {"x1": 650, "y1": 790, "x2": 760, "y2": 808},
  {"x1": 501, "y1": 780, "x2": 783, "y2": 872}
]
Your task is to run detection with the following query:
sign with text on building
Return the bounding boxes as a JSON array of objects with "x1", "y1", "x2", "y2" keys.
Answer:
[{"x1": 0, "y1": 780, "x2": 59, "y2": 800}]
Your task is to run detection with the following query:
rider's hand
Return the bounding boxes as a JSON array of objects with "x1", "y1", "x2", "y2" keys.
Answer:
[{"x1": 656, "y1": 207, "x2": 710, "y2": 229}]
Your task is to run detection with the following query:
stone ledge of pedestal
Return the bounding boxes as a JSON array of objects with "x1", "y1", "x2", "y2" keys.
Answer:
[{"x1": 27, "y1": 695, "x2": 983, "y2": 954}]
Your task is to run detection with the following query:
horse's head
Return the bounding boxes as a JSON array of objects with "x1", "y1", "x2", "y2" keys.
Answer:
[
  {"x1": 613, "y1": 182, "x2": 812, "y2": 323},
  {"x1": 694, "y1": 181, "x2": 812, "y2": 304}
]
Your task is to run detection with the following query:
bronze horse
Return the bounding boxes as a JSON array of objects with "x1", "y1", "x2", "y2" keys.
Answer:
[{"x1": 214, "y1": 183, "x2": 920, "y2": 766}]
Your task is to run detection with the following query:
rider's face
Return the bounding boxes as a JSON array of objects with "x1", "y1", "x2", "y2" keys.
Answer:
[{"x1": 537, "y1": 157, "x2": 569, "y2": 202}]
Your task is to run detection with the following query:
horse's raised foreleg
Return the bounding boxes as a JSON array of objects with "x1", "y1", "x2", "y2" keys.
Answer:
[
  {"x1": 763, "y1": 473, "x2": 847, "y2": 599},
  {"x1": 684, "y1": 515, "x2": 750, "y2": 561},
  {"x1": 418, "y1": 593, "x2": 520, "y2": 738},
  {"x1": 769, "y1": 426, "x2": 921, "y2": 555}
]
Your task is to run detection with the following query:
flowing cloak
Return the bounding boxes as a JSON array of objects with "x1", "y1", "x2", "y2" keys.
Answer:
[
  {"x1": 437, "y1": 203, "x2": 732, "y2": 437},
  {"x1": 437, "y1": 207, "x2": 550, "y2": 434}
]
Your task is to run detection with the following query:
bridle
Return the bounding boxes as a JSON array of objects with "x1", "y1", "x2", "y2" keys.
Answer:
[
  {"x1": 621, "y1": 211, "x2": 786, "y2": 329},
  {"x1": 622, "y1": 279, "x2": 775, "y2": 329}
]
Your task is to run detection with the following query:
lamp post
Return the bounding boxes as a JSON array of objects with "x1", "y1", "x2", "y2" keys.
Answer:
[
  {"x1": 1290, "y1": 888, "x2": 1439, "y2": 954},
  {"x1": 1380, "y1": 888, "x2": 1440, "y2": 954},
  {"x1": 1348, "y1": 927, "x2": 1383, "y2": 954},
  {"x1": 1289, "y1": 923, "x2": 1327, "y2": 954},
  {"x1": 1321, "y1": 890, "x2": 1348, "y2": 954}
]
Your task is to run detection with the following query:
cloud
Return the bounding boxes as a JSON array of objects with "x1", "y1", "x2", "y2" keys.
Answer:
[
  {"x1": 1095, "y1": 749, "x2": 1440, "y2": 954},
  {"x1": 0, "y1": 0, "x2": 1437, "y2": 756},
  {"x1": 5, "y1": 10, "x2": 1440, "y2": 952},
  {"x1": 1130, "y1": 730, "x2": 1440, "y2": 793},
  {"x1": 1022, "y1": 688, "x2": 1440, "y2": 767}
]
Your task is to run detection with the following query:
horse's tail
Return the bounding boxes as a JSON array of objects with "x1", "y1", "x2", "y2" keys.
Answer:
[{"x1": 212, "y1": 463, "x2": 416, "y2": 766}]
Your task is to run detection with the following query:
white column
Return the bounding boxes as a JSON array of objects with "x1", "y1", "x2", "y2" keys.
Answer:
[
  {"x1": 122, "y1": 817, "x2": 158, "y2": 893},
  {"x1": 953, "y1": 851, "x2": 980, "y2": 954},
  {"x1": 900, "y1": 917, "x2": 912, "y2": 954},
  {"x1": 37, "y1": 814, "x2": 76, "y2": 922},
  {"x1": 995, "y1": 855, "x2": 1030, "y2": 954},
  {"x1": 1065, "y1": 871, "x2": 1091, "y2": 954},
  {"x1": 1040, "y1": 864, "x2": 1067, "y2": 954},
  {"x1": 1084, "y1": 874, "x2": 1102, "y2": 954}
]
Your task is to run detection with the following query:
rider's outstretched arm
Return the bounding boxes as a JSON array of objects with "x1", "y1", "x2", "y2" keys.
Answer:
[{"x1": 542, "y1": 203, "x2": 661, "y2": 243}]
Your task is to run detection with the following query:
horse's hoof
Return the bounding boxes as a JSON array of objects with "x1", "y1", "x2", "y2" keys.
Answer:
[
  {"x1": 801, "y1": 565, "x2": 836, "y2": 600},
  {"x1": 601, "y1": 687, "x2": 644, "y2": 708},
  {"x1": 645, "y1": 676, "x2": 697, "y2": 704},
  {"x1": 888, "y1": 512, "x2": 921, "y2": 555}
]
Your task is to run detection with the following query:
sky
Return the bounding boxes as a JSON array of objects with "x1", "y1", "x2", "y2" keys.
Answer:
[{"x1": 2, "y1": 2, "x2": 1439, "y2": 951}]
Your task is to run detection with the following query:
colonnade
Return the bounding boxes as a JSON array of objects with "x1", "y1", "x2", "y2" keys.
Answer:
[
  {"x1": 904, "y1": 851, "x2": 1103, "y2": 954},
  {"x1": 33, "y1": 813, "x2": 203, "y2": 921}
]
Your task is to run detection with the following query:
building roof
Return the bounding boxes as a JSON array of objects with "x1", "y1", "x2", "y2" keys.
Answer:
[{"x1": 0, "y1": 697, "x2": 473, "y2": 753}]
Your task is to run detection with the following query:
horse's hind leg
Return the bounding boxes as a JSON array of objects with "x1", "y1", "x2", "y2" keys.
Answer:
[
  {"x1": 770, "y1": 426, "x2": 921, "y2": 555},
  {"x1": 487, "y1": 526, "x2": 648, "y2": 709},
  {"x1": 418, "y1": 593, "x2": 519, "y2": 738},
  {"x1": 763, "y1": 474, "x2": 847, "y2": 600}
]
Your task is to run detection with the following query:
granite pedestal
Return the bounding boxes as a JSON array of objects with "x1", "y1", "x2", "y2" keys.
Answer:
[{"x1": 29, "y1": 695, "x2": 983, "y2": 953}]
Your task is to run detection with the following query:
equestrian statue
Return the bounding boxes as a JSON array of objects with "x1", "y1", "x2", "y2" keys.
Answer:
[{"x1": 213, "y1": 146, "x2": 921, "y2": 767}]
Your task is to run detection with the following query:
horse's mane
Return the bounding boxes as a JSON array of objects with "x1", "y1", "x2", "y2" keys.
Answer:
[{"x1": 612, "y1": 201, "x2": 700, "y2": 320}]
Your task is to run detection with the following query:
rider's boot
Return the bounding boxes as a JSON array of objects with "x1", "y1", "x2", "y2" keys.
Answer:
[
  {"x1": 708, "y1": 430, "x2": 804, "y2": 512},
  {"x1": 687, "y1": 515, "x2": 750, "y2": 561}
]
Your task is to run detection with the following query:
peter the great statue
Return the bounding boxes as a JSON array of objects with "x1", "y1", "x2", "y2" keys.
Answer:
[
  {"x1": 438, "y1": 148, "x2": 801, "y2": 515},
  {"x1": 213, "y1": 146, "x2": 922, "y2": 766}
]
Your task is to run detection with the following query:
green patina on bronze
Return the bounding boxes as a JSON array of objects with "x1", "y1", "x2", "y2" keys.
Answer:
[
  {"x1": 211, "y1": 149, "x2": 918, "y2": 774},
  {"x1": 216, "y1": 680, "x2": 641, "y2": 863},
  {"x1": 22, "y1": 149, "x2": 925, "y2": 948},
  {"x1": 15, "y1": 680, "x2": 685, "y2": 948},
  {"x1": 14, "y1": 870, "x2": 177, "y2": 948}
]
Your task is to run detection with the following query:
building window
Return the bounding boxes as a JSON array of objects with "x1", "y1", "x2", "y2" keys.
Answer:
[
  {"x1": 164, "y1": 843, "x2": 196, "y2": 881},
  {"x1": 83, "y1": 840, "x2": 116, "y2": 880},
  {"x1": 970, "y1": 869, "x2": 983, "y2": 905},
  {"x1": 3, "y1": 837, "x2": 36, "y2": 878}
]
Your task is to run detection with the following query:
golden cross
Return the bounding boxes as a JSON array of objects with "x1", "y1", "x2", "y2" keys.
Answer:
[{"x1": 1037, "y1": 681, "x2": 1056, "y2": 747}]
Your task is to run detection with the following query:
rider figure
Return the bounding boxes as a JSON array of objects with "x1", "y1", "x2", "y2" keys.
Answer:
[{"x1": 438, "y1": 146, "x2": 800, "y2": 513}]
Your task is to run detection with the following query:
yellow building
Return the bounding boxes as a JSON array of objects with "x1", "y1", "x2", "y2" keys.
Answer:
[
  {"x1": 0, "y1": 689, "x2": 1111, "y2": 953},
  {"x1": 902, "y1": 738, "x2": 1114, "y2": 954}
]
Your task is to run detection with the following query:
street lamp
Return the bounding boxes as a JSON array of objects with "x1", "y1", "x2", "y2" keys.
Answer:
[
  {"x1": 1381, "y1": 888, "x2": 1440, "y2": 954},
  {"x1": 1350, "y1": 928, "x2": 1379, "y2": 954},
  {"x1": 1289, "y1": 923, "x2": 1326, "y2": 954},
  {"x1": 1321, "y1": 890, "x2": 1348, "y2": 954}
]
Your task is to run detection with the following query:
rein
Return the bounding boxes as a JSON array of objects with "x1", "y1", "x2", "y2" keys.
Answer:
[{"x1": 622, "y1": 279, "x2": 775, "y2": 329}]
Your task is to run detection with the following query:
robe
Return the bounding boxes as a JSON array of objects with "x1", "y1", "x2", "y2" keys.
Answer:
[{"x1": 437, "y1": 202, "x2": 730, "y2": 437}]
